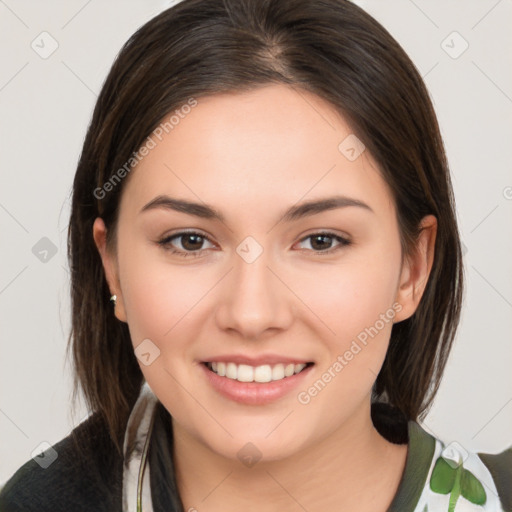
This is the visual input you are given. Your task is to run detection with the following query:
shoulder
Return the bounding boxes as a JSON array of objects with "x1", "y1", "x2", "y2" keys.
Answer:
[
  {"x1": 423, "y1": 437, "x2": 512, "y2": 512},
  {"x1": 382, "y1": 409, "x2": 512, "y2": 512},
  {"x1": 0, "y1": 412, "x2": 124, "y2": 512},
  {"x1": 477, "y1": 445, "x2": 512, "y2": 511}
]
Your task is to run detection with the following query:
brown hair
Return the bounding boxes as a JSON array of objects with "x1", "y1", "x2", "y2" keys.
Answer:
[{"x1": 67, "y1": 0, "x2": 464, "y2": 454}]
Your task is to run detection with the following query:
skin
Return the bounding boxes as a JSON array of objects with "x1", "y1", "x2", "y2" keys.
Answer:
[{"x1": 93, "y1": 84, "x2": 437, "y2": 511}]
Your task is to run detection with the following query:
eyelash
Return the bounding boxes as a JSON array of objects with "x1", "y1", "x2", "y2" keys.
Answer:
[{"x1": 157, "y1": 230, "x2": 351, "y2": 258}]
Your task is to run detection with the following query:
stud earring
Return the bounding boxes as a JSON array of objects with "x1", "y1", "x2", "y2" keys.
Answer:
[{"x1": 110, "y1": 294, "x2": 117, "y2": 306}]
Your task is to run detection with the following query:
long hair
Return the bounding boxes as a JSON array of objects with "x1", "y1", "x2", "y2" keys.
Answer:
[{"x1": 67, "y1": 0, "x2": 464, "y2": 453}]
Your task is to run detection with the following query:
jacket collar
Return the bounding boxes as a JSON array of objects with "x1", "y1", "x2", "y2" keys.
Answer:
[{"x1": 122, "y1": 382, "x2": 159, "y2": 512}]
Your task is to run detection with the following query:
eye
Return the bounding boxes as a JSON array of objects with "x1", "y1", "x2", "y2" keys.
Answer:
[
  {"x1": 157, "y1": 231, "x2": 215, "y2": 258},
  {"x1": 157, "y1": 230, "x2": 351, "y2": 258},
  {"x1": 295, "y1": 232, "x2": 351, "y2": 255}
]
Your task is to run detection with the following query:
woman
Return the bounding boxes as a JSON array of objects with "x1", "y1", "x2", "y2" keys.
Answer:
[{"x1": 1, "y1": 0, "x2": 510, "y2": 511}]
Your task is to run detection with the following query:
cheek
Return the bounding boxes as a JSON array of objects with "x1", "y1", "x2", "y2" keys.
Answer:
[
  {"x1": 117, "y1": 246, "x2": 215, "y2": 410},
  {"x1": 295, "y1": 286, "x2": 398, "y2": 430},
  {"x1": 295, "y1": 244, "x2": 401, "y2": 349},
  {"x1": 293, "y1": 238, "x2": 401, "y2": 410},
  {"x1": 117, "y1": 241, "x2": 214, "y2": 350}
]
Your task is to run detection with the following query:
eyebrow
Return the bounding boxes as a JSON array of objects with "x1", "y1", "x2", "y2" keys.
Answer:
[{"x1": 140, "y1": 194, "x2": 374, "y2": 222}]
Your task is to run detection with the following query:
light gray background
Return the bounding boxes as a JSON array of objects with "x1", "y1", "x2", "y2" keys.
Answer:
[{"x1": 1, "y1": 0, "x2": 511, "y2": 485}]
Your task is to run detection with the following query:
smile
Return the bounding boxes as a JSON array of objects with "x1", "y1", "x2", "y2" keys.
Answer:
[{"x1": 205, "y1": 361, "x2": 313, "y2": 383}]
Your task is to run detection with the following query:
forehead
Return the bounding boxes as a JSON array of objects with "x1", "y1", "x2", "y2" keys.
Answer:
[{"x1": 119, "y1": 84, "x2": 394, "y2": 222}]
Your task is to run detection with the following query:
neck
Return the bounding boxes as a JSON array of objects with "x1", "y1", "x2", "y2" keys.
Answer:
[{"x1": 171, "y1": 401, "x2": 408, "y2": 512}]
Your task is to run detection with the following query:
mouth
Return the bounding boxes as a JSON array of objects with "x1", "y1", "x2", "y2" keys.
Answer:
[
  {"x1": 197, "y1": 352, "x2": 316, "y2": 405},
  {"x1": 200, "y1": 360, "x2": 315, "y2": 405},
  {"x1": 202, "y1": 361, "x2": 314, "y2": 383}
]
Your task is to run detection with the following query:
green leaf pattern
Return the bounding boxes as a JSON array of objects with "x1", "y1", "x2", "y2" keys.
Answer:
[{"x1": 429, "y1": 453, "x2": 487, "y2": 512}]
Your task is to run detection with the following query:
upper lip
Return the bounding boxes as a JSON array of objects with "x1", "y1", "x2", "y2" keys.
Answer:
[{"x1": 201, "y1": 354, "x2": 313, "y2": 366}]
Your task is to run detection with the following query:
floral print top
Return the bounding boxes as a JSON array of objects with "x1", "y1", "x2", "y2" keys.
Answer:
[
  {"x1": 1, "y1": 383, "x2": 509, "y2": 511},
  {"x1": 394, "y1": 422, "x2": 511, "y2": 512},
  {"x1": 122, "y1": 383, "x2": 512, "y2": 512}
]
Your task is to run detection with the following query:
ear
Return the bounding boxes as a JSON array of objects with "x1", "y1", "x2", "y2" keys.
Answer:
[
  {"x1": 92, "y1": 217, "x2": 127, "y2": 322},
  {"x1": 393, "y1": 214, "x2": 437, "y2": 323}
]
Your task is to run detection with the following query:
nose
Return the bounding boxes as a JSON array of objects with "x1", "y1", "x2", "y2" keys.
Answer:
[{"x1": 215, "y1": 247, "x2": 294, "y2": 340}]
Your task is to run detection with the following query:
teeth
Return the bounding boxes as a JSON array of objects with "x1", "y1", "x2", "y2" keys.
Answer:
[
  {"x1": 238, "y1": 364, "x2": 255, "y2": 382},
  {"x1": 226, "y1": 362, "x2": 237, "y2": 379},
  {"x1": 254, "y1": 365, "x2": 272, "y2": 383},
  {"x1": 285, "y1": 364, "x2": 295, "y2": 377},
  {"x1": 207, "y1": 361, "x2": 309, "y2": 383},
  {"x1": 272, "y1": 364, "x2": 285, "y2": 380}
]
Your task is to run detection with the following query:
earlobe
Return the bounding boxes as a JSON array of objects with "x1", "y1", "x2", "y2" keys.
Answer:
[
  {"x1": 92, "y1": 217, "x2": 127, "y2": 322},
  {"x1": 393, "y1": 215, "x2": 437, "y2": 323}
]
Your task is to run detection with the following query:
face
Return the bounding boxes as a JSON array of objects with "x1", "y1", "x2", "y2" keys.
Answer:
[{"x1": 94, "y1": 84, "x2": 435, "y2": 462}]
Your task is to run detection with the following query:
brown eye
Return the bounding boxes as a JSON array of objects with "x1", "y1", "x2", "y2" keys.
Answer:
[
  {"x1": 297, "y1": 232, "x2": 351, "y2": 254},
  {"x1": 179, "y1": 233, "x2": 205, "y2": 251},
  {"x1": 158, "y1": 231, "x2": 215, "y2": 257}
]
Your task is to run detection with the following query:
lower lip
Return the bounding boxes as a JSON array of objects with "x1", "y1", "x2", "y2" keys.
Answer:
[{"x1": 200, "y1": 362, "x2": 314, "y2": 405}]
